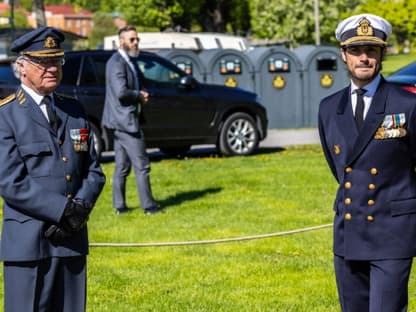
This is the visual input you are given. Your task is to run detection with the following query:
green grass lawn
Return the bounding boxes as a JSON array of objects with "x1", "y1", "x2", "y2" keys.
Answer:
[
  {"x1": 383, "y1": 52, "x2": 416, "y2": 76},
  {"x1": 85, "y1": 145, "x2": 416, "y2": 311},
  {"x1": 87, "y1": 145, "x2": 339, "y2": 311}
]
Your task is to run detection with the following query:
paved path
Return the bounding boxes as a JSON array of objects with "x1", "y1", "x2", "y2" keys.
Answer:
[
  {"x1": 260, "y1": 128, "x2": 320, "y2": 147},
  {"x1": 101, "y1": 128, "x2": 321, "y2": 161}
]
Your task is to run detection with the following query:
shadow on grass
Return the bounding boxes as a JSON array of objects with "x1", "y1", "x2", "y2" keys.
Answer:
[
  {"x1": 100, "y1": 146, "x2": 286, "y2": 163},
  {"x1": 159, "y1": 187, "x2": 222, "y2": 210}
]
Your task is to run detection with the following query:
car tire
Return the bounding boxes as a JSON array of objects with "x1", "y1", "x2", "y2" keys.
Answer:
[
  {"x1": 218, "y1": 112, "x2": 259, "y2": 156},
  {"x1": 90, "y1": 122, "x2": 103, "y2": 158},
  {"x1": 159, "y1": 146, "x2": 191, "y2": 158}
]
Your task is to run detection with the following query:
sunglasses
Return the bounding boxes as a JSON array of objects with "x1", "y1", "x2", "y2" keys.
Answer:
[
  {"x1": 127, "y1": 37, "x2": 140, "y2": 43},
  {"x1": 24, "y1": 57, "x2": 65, "y2": 68}
]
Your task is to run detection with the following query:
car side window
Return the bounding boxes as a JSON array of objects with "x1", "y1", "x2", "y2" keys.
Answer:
[
  {"x1": 90, "y1": 55, "x2": 109, "y2": 86},
  {"x1": 136, "y1": 58, "x2": 181, "y2": 88},
  {"x1": 61, "y1": 56, "x2": 81, "y2": 85},
  {"x1": 80, "y1": 57, "x2": 97, "y2": 86}
]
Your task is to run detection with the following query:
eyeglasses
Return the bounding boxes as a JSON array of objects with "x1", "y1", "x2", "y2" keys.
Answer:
[
  {"x1": 128, "y1": 37, "x2": 140, "y2": 43},
  {"x1": 24, "y1": 57, "x2": 65, "y2": 68}
]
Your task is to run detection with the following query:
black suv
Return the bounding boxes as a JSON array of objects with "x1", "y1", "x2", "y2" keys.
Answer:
[{"x1": 0, "y1": 50, "x2": 268, "y2": 157}]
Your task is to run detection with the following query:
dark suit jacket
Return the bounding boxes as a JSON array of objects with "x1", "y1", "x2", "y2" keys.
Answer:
[
  {"x1": 0, "y1": 88, "x2": 105, "y2": 261},
  {"x1": 102, "y1": 51, "x2": 143, "y2": 133},
  {"x1": 318, "y1": 78, "x2": 416, "y2": 260}
]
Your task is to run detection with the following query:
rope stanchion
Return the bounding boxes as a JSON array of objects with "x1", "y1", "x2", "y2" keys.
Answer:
[{"x1": 89, "y1": 223, "x2": 333, "y2": 248}]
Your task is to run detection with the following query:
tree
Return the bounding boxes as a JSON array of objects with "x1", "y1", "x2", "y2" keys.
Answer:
[
  {"x1": 357, "y1": 0, "x2": 416, "y2": 50},
  {"x1": 32, "y1": 0, "x2": 47, "y2": 27},
  {"x1": 249, "y1": 0, "x2": 362, "y2": 47},
  {"x1": 89, "y1": 12, "x2": 118, "y2": 48}
]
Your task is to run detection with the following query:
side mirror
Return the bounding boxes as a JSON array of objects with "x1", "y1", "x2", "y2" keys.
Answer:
[{"x1": 179, "y1": 75, "x2": 198, "y2": 90}]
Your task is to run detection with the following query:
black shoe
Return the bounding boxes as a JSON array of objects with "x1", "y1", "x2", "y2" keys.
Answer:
[
  {"x1": 115, "y1": 207, "x2": 132, "y2": 215},
  {"x1": 144, "y1": 207, "x2": 162, "y2": 215}
]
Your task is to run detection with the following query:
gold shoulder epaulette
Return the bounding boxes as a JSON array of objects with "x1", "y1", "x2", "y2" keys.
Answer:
[{"x1": 0, "y1": 94, "x2": 16, "y2": 107}]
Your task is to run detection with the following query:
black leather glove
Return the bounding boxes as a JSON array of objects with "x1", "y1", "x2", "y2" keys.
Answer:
[
  {"x1": 61, "y1": 199, "x2": 92, "y2": 232},
  {"x1": 44, "y1": 224, "x2": 73, "y2": 244}
]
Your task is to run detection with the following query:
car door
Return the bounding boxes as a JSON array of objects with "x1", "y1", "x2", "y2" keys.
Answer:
[
  {"x1": 59, "y1": 52, "x2": 110, "y2": 124},
  {"x1": 136, "y1": 54, "x2": 217, "y2": 141}
]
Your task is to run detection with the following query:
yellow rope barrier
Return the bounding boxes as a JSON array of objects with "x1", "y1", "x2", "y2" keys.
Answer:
[{"x1": 89, "y1": 223, "x2": 333, "y2": 248}]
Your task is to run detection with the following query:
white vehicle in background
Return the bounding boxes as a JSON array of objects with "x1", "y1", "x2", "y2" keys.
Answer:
[
  {"x1": 103, "y1": 32, "x2": 248, "y2": 51},
  {"x1": 190, "y1": 33, "x2": 248, "y2": 51}
]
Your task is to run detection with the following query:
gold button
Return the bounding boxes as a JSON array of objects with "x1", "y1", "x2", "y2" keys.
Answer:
[
  {"x1": 67, "y1": 194, "x2": 73, "y2": 199},
  {"x1": 367, "y1": 215, "x2": 374, "y2": 222},
  {"x1": 58, "y1": 139, "x2": 63, "y2": 145},
  {"x1": 368, "y1": 184, "x2": 376, "y2": 190},
  {"x1": 368, "y1": 199, "x2": 375, "y2": 206},
  {"x1": 62, "y1": 157, "x2": 68, "y2": 162},
  {"x1": 345, "y1": 198, "x2": 351, "y2": 205},
  {"x1": 345, "y1": 167, "x2": 352, "y2": 173},
  {"x1": 370, "y1": 168, "x2": 378, "y2": 175},
  {"x1": 344, "y1": 182, "x2": 352, "y2": 189},
  {"x1": 66, "y1": 175, "x2": 71, "y2": 181},
  {"x1": 345, "y1": 213, "x2": 352, "y2": 220}
]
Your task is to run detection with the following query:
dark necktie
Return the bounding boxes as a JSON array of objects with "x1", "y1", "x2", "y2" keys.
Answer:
[
  {"x1": 355, "y1": 88, "x2": 366, "y2": 130},
  {"x1": 43, "y1": 95, "x2": 58, "y2": 132}
]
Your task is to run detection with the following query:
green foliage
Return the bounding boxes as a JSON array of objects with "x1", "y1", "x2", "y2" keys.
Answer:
[
  {"x1": 249, "y1": 0, "x2": 362, "y2": 46},
  {"x1": 0, "y1": 9, "x2": 29, "y2": 29},
  {"x1": 89, "y1": 12, "x2": 118, "y2": 49},
  {"x1": 357, "y1": 0, "x2": 416, "y2": 50}
]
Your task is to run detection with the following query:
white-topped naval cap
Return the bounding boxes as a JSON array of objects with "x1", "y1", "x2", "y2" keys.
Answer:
[{"x1": 335, "y1": 14, "x2": 392, "y2": 47}]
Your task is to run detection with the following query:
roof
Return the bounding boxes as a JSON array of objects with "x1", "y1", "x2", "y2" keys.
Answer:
[{"x1": 45, "y1": 4, "x2": 92, "y2": 17}]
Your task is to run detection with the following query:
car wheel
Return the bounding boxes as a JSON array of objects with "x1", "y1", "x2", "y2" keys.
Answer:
[
  {"x1": 90, "y1": 123, "x2": 103, "y2": 158},
  {"x1": 218, "y1": 112, "x2": 259, "y2": 156},
  {"x1": 159, "y1": 146, "x2": 191, "y2": 158}
]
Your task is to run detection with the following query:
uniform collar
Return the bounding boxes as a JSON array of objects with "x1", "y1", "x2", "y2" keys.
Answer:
[
  {"x1": 20, "y1": 84, "x2": 54, "y2": 106},
  {"x1": 350, "y1": 74, "x2": 382, "y2": 97}
]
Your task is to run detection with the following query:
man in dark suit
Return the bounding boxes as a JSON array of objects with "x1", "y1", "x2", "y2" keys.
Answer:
[
  {"x1": 0, "y1": 27, "x2": 105, "y2": 311},
  {"x1": 319, "y1": 14, "x2": 416, "y2": 311},
  {"x1": 102, "y1": 25, "x2": 160, "y2": 215}
]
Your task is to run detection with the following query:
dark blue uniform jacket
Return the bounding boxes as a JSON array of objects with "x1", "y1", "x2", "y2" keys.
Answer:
[{"x1": 318, "y1": 78, "x2": 416, "y2": 260}]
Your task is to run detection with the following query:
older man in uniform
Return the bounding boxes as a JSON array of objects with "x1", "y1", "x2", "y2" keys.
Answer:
[
  {"x1": 0, "y1": 27, "x2": 105, "y2": 311},
  {"x1": 319, "y1": 14, "x2": 416, "y2": 311}
]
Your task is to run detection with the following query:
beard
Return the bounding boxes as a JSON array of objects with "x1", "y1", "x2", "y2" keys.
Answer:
[
  {"x1": 122, "y1": 42, "x2": 139, "y2": 58},
  {"x1": 351, "y1": 62, "x2": 382, "y2": 83}
]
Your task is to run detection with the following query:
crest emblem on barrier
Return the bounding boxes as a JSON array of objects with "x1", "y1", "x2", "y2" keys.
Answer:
[
  {"x1": 273, "y1": 74, "x2": 285, "y2": 89},
  {"x1": 320, "y1": 73, "x2": 333, "y2": 88}
]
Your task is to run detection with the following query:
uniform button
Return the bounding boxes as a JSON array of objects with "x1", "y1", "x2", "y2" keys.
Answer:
[
  {"x1": 345, "y1": 198, "x2": 351, "y2": 205},
  {"x1": 367, "y1": 215, "x2": 374, "y2": 222},
  {"x1": 370, "y1": 168, "x2": 378, "y2": 175},
  {"x1": 67, "y1": 194, "x2": 73, "y2": 199},
  {"x1": 368, "y1": 199, "x2": 375, "y2": 206},
  {"x1": 344, "y1": 182, "x2": 352, "y2": 189},
  {"x1": 66, "y1": 175, "x2": 71, "y2": 181},
  {"x1": 58, "y1": 139, "x2": 63, "y2": 145},
  {"x1": 62, "y1": 156, "x2": 68, "y2": 162},
  {"x1": 368, "y1": 184, "x2": 376, "y2": 190},
  {"x1": 345, "y1": 167, "x2": 352, "y2": 173},
  {"x1": 345, "y1": 213, "x2": 352, "y2": 220}
]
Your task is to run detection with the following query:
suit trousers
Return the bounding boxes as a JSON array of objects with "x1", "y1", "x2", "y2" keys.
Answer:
[
  {"x1": 334, "y1": 255, "x2": 412, "y2": 312},
  {"x1": 4, "y1": 256, "x2": 86, "y2": 312},
  {"x1": 113, "y1": 129, "x2": 156, "y2": 210}
]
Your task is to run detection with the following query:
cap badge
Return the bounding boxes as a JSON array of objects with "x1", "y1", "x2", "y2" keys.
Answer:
[
  {"x1": 356, "y1": 18, "x2": 373, "y2": 37},
  {"x1": 44, "y1": 36, "x2": 57, "y2": 48}
]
